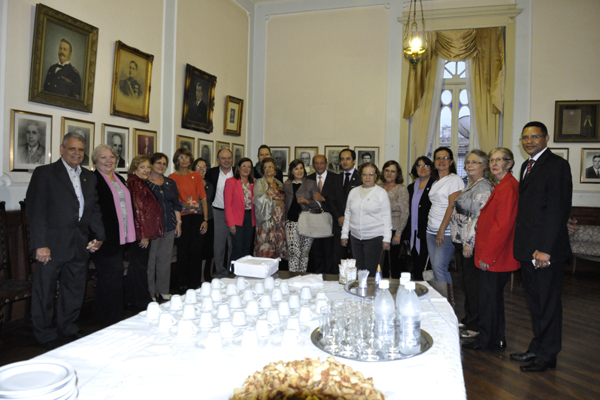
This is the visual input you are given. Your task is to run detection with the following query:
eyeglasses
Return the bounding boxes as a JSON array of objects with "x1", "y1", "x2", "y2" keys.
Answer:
[
  {"x1": 195, "y1": 165, "x2": 207, "y2": 169},
  {"x1": 464, "y1": 161, "x2": 483, "y2": 165},
  {"x1": 178, "y1": 155, "x2": 190, "y2": 160},
  {"x1": 154, "y1": 161, "x2": 167, "y2": 166},
  {"x1": 489, "y1": 158, "x2": 510, "y2": 164},
  {"x1": 383, "y1": 169, "x2": 397, "y2": 174},
  {"x1": 435, "y1": 156, "x2": 451, "y2": 161},
  {"x1": 362, "y1": 173, "x2": 375, "y2": 177},
  {"x1": 264, "y1": 165, "x2": 275, "y2": 170},
  {"x1": 521, "y1": 135, "x2": 544, "y2": 141},
  {"x1": 416, "y1": 165, "x2": 430, "y2": 169}
]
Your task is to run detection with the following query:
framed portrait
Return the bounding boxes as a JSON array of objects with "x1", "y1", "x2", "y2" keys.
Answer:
[
  {"x1": 134, "y1": 129, "x2": 157, "y2": 157},
  {"x1": 217, "y1": 141, "x2": 231, "y2": 152},
  {"x1": 102, "y1": 124, "x2": 129, "y2": 172},
  {"x1": 10, "y1": 110, "x2": 52, "y2": 171},
  {"x1": 176, "y1": 135, "x2": 195, "y2": 157},
  {"x1": 554, "y1": 100, "x2": 600, "y2": 142},
  {"x1": 355, "y1": 146, "x2": 380, "y2": 168},
  {"x1": 28, "y1": 4, "x2": 98, "y2": 112},
  {"x1": 324, "y1": 145, "x2": 348, "y2": 174},
  {"x1": 270, "y1": 146, "x2": 290, "y2": 176},
  {"x1": 232, "y1": 144, "x2": 245, "y2": 166},
  {"x1": 198, "y1": 139, "x2": 214, "y2": 168},
  {"x1": 182, "y1": 64, "x2": 217, "y2": 133},
  {"x1": 580, "y1": 148, "x2": 600, "y2": 184},
  {"x1": 550, "y1": 147, "x2": 569, "y2": 161},
  {"x1": 295, "y1": 146, "x2": 318, "y2": 175},
  {"x1": 110, "y1": 41, "x2": 154, "y2": 122},
  {"x1": 61, "y1": 117, "x2": 94, "y2": 169},
  {"x1": 224, "y1": 96, "x2": 244, "y2": 136}
]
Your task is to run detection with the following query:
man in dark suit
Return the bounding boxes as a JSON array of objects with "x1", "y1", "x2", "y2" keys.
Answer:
[
  {"x1": 43, "y1": 39, "x2": 81, "y2": 99},
  {"x1": 110, "y1": 133, "x2": 126, "y2": 168},
  {"x1": 584, "y1": 154, "x2": 600, "y2": 178},
  {"x1": 332, "y1": 149, "x2": 362, "y2": 268},
  {"x1": 18, "y1": 121, "x2": 46, "y2": 165},
  {"x1": 205, "y1": 148, "x2": 234, "y2": 278},
  {"x1": 119, "y1": 60, "x2": 143, "y2": 98},
  {"x1": 254, "y1": 145, "x2": 284, "y2": 182},
  {"x1": 306, "y1": 154, "x2": 338, "y2": 273},
  {"x1": 26, "y1": 132, "x2": 105, "y2": 348},
  {"x1": 188, "y1": 82, "x2": 208, "y2": 124},
  {"x1": 510, "y1": 121, "x2": 572, "y2": 372}
]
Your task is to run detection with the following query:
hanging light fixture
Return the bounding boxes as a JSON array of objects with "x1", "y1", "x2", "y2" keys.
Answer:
[{"x1": 403, "y1": 0, "x2": 427, "y2": 68}]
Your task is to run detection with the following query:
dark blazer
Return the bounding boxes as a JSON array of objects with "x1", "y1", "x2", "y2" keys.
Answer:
[
  {"x1": 284, "y1": 179, "x2": 320, "y2": 215},
  {"x1": 188, "y1": 99, "x2": 208, "y2": 124},
  {"x1": 333, "y1": 169, "x2": 362, "y2": 219},
  {"x1": 585, "y1": 166, "x2": 599, "y2": 179},
  {"x1": 92, "y1": 170, "x2": 131, "y2": 258},
  {"x1": 26, "y1": 159, "x2": 105, "y2": 263},
  {"x1": 513, "y1": 149, "x2": 572, "y2": 263},
  {"x1": 43, "y1": 63, "x2": 81, "y2": 99},
  {"x1": 402, "y1": 178, "x2": 434, "y2": 243},
  {"x1": 306, "y1": 171, "x2": 338, "y2": 216}
]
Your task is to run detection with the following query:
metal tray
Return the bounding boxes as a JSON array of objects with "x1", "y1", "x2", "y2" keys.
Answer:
[
  {"x1": 344, "y1": 279, "x2": 428, "y2": 299},
  {"x1": 310, "y1": 327, "x2": 433, "y2": 362}
]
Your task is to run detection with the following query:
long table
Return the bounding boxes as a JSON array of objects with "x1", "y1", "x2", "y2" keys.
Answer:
[{"x1": 35, "y1": 274, "x2": 466, "y2": 399}]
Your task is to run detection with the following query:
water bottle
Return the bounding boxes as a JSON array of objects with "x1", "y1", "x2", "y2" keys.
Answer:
[
  {"x1": 374, "y1": 279, "x2": 395, "y2": 352},
  {"x1": 374, "y1": 264, "x2": 382, "y2": 290},
  {"x1": 394, "y1": 276, "x2": 410, "y2": 344},
  {"x1": 399, "y1": 281, "x2": 421, "y2": 355}
]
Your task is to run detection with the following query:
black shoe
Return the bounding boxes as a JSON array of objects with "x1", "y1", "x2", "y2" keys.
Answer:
[
  {"x1": 510, "y1": 351, "x2": 536, "y2": 362},
  {"x1": 66, "y1": 331, "x2": 86, "y2": 342},
  {"x1": 520, "y1": 358, "x2": 556, "y2": 372},
  {"x1": 494, "y1": 340, "x2": 507, "y2": 349},
  {"x1": 462, "y1": 341, "x2": 484, "y2": 350}
]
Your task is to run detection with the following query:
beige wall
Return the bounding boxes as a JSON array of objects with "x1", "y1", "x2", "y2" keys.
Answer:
[
  {"x1": 3, "y1": 0, "x2": 164, "y2": 185},
  {"x1": 264, "y1": 6, "x2": 388, "y2": 162},
  {"x1": 175, "y1": 0, "x2": 249, "y2": 162},
  {"x1": 530, "y1": 0, "x2": 600, "y2": 194}
]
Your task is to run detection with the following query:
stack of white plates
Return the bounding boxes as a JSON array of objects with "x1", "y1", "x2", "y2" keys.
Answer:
[{"x1": 0, "y1": 360, "x2": 77, "y2": 399}]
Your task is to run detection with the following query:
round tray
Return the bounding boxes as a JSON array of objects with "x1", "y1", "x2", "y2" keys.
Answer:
[
  {"x1": 310, "y1": 327, "x2": 433, "y2": 362},
  {"x1": 344, "y1": 279, "x2": 428, "y2": 299}
]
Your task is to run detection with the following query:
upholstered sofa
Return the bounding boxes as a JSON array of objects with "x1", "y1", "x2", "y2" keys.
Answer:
[{"x1": 569, "y1": 225, "x2": 600, "y2": 273}]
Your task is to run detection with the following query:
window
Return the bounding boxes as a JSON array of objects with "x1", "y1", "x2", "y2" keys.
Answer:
[{"x1": 438, "y1": 60, "x2": 470, "y2": 182}]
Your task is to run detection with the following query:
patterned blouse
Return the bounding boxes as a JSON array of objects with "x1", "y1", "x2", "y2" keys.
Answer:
[
  {"x1": 380, "y1": 183, "x2": 409, "y2": 234},
  {"x1": 450, "y1": 178, "x2": 494, "y2": 247}
]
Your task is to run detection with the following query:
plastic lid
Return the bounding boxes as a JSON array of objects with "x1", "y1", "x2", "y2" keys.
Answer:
[
  {"x1": 401, "y1": 272, "x2": 411, "y2": 279},
  {"x1": 379, "y1": 279, "x2": 390, "y2": 289},
  {"x1": 400, "y1": 277, "x2": 409, "y2": 285},
  {"x1": 405, "y1": 281, "x2": 416, "y2": 290}
]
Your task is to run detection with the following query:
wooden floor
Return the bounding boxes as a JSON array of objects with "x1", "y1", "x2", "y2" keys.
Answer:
[{"x1": 1, "y1": 266, "x2": 599, "y2": 399}]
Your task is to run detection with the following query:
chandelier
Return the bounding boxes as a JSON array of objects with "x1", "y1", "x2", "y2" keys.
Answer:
[{"x1": 403, "y1": 0, "x2": 427, "y2": 68}]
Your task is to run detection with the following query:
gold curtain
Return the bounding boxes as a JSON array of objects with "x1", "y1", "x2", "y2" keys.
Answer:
[{"x1": 403, "y1": 27, "x2": 505, "y2": 154}]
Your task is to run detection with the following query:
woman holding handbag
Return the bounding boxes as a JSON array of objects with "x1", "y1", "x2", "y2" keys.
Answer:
[{"x1": 284, "y1": 159, "x2": 321, "y2": 272}]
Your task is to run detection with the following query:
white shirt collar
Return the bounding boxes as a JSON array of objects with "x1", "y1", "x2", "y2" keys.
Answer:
[{"x1": 529, "y1": 147, "x2": 548, "y2": 162}]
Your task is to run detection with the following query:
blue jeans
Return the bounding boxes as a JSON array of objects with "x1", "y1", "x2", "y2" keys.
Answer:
[{"x1": 426, "y1": 232, "x2": 454, "y2": 284}]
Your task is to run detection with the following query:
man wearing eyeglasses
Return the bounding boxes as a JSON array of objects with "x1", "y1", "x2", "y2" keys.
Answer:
[{"x1": 510, "y1": 121, "x2": 572, "y2": 373}]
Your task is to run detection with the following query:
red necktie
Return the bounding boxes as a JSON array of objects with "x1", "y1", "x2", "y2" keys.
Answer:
[{"x1": 524, "y1": 159, "x2": 535, "y2": 179}]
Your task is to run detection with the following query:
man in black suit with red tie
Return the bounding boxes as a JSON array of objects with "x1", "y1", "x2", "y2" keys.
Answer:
[
  {"x1": 511, "y1": 121, "x2": 572, "y2": 372},
  {"x1": 331, "y1": 149, "x2": 362, "y2": 269},
  {"x1": 306, "y1": 154, "x2": 338, "y2": 273}
]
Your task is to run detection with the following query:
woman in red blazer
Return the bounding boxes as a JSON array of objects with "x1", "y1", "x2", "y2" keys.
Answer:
[
  {"x1": 464, "y1": 147, "x2": 520, "y2": 351},
  {"x1": 224, "y1": 158, "x2": 256, "y2": 262}
]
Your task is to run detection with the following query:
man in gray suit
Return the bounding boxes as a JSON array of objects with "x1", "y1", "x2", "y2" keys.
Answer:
[
  {"x1": 27, "y1": 131, "x2": 105, "y2": 349},
  {"x1": 18, "y1": 122, "x2": 46, "y2": 165}
]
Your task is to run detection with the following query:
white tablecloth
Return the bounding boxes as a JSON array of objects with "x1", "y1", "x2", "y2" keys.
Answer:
[{"x1": 36, "y1": 279, "x2": 466, "y2": 399}]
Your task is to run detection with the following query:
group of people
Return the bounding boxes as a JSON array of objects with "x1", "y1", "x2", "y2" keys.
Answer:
[{"x1": 27, "y1": 121, "x2": 572, "y2": 372}]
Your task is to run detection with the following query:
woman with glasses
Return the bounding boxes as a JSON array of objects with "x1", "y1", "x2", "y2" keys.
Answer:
[
  {"x1": 192, "y1": 157, "x2": 214, "y2": 282},
  {"x1": 426, "y1": 147, "x2": 465, "y2": 284},
  {"x1": 225, "y1": 158, "x2": 256, "y2": 263},
  {"x1": 168, "y1": 148, "x2": 208, "y2": 292},
  {"x1": 449, "y1": 149, "x2": 494, "y2": 339},
  {"x1": 402, "y1": 156, "x2": 434, "y2": 280},
  {"x1": 253, "y1": 157, "x2": 287, "y2": 259},
  {"x1": 284, "y1": 159, "x2": 321, "y2": 272},
  {"x1": 146, "y1": 153, "x2": 181, "y2": 301},
  {"x1": 463, "y1": 148, "x2": 519, "y2": 350},
  {"x1": 379, "y1": 160, "x2": 409, "y2": 278},
  {"x1": 341, "y1": 162, "x2": 392, "y2": 276}
]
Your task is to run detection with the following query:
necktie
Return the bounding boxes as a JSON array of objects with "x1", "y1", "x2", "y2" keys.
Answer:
[
  {"x1": 524, "y1": 159, "x2": 535, "y2": 179},
  {"x1": 318, "y1": 175, "x2": 323, "y2": 192},
  {"x1": 344, "y1": 172, "x2": 350, "y2": 193}
]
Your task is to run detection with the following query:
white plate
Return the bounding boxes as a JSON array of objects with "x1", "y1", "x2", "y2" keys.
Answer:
[
  {"x1": 0, "y1": 360, "x2": 75, "y2": 398},
  {"x1": 232, "y1": 335, "x2": 269, "y2": 348},
  {"x1": 278, "y1": 324, "x2": 310, "y2": 334},
  {"x1": 149, "y1": 320, "x2": 176, "y2": 331},
  {"x1": 159, "y1": 302, "x2": 183, "y2": 312},
  {"x1": 30, "y1": 380, "x2": 77, "y2": 400},
  {"x1": 270, "y1": 334, "x2": 305, "y2": 348},
  {"x1": 174, "y1": 311, "x2": 200, "y2": 320},
  {"x1": 194, "y1": 339, "x2": 230, "y2": 351},
  {"x1": 169, "y1": 326, "x2": 203, "y2": 339},
  {"x1": 230, "y1": 317, "x2": 257, "y2": 329},
  {"x1": 138, "y1": 311, "x2": 161, "y2": 320}
]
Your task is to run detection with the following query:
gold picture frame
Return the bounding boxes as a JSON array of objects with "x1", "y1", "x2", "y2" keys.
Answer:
[
  {"x1": 176, "y1": 135, "x2": 195, "y2": 157},
  {"x1": 198, "y1": 139, "x2": 214, "y2": 168},
  {"x1": 224, "y1": 96, "x2": 244, "y2": 136},
  {"x1": 10, "y1": 110, "x2": 52, "y2": 171},
  {"x1": 133, "y1": 129, "x2": 157, "y2": 157},
  {"x1": 102, "y1": 124, "x2": 129, "y2": 173},
  {"x1": 61, "y1": 117, "x2": 95, "y2": 169},
  {"x1": 110, "y1": 41, "x2": 154, "y2": 122},
  {"x1": 324, "y1": 145, "x2": 348, "y2": 174},
  {"x1": 182, "y1": 64, "x2": 217, "y2": 133},
  {"x1": 580, "y1": 148, "x2": 600, "y2": 184},
  {"x1": 28, "y1": 4, "x2": 99, "y2": 112}
]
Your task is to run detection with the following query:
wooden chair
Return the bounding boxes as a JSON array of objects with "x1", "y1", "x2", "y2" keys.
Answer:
[{"x1": 0, "y1": 201, "x2": 34, "y2": 331}]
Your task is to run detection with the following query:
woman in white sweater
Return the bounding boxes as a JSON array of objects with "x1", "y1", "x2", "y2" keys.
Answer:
[{"x1": 341, "y1": 163, "x2": 392, "y2": 276}]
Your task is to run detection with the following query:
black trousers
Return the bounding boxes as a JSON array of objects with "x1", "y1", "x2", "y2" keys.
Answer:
[
  {"x1": 308, "y1": 235, "x2": 334, "y2": 274},
  {"x1": 177, "y1": 214, "x2": 205, "y2": 289},
  {"x1": 350, "y1": 235, "x2": 383, "y2": 277},
  {"x1": 333, "y1": 224, "x2": 352, "y2": 274},
  {"x1": 520, "y1": 260, "x2": 564, "y2": 364},
  {"x1": 382, "y1": 230, "x2": 407, "y2": 279},
  {"x1": 476, "y1": 269, "x2": 510, "y2": 347},
  {"x1": 410, "y1": 241, "x2": 430, "y2": 281},
  {"x1": 230, "y1": 211, "x2": 254, "y2": 262},
  {"x1": 94, "y1": 245, "x2": 126, "y2": 326},
  {"x1": 454, "y1": 243, "x2": 479, "y2": 332},
  {"x1": 126, "y1": 240, "x2": 153, "y2": 310},
  {"x1": 31, "y1": 255, "x2": 89, "y2": 343}
]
